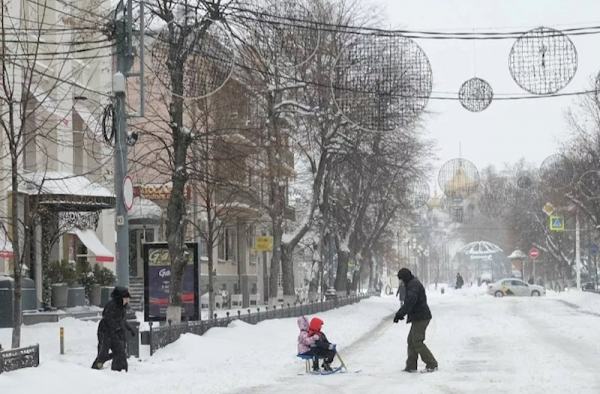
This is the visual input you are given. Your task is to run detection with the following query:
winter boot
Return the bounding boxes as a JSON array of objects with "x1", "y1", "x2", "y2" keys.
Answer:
[
  {"x1": 312, "y1": 359, "x2": 320, "y2": 372},
  {"x1": 322, "y1": 362, "x2": 333, "y2": 372}
]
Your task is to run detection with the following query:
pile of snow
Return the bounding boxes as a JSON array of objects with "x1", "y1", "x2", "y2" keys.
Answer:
[{"x1": 0, "y1": 297, "x2": 397, "y2": 394}]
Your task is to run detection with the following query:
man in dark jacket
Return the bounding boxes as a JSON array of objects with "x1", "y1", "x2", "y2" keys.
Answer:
[
  {"x1": 456, "y1": 273, "x2": 464, "y2": 289},
  {"x1": 91, "y1": 286, "x2": 134, "y2": 371},
  {"x1": 393, "y1": 268, "x2": 438, "y2": 372}
]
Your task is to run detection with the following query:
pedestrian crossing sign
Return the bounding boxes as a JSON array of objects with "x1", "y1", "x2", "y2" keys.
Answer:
[{"x1": 549, "y1": 215, "x2": 564, "y2": 232}]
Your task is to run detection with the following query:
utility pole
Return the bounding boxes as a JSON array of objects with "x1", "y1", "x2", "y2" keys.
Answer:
[
  {"x1": 113, "y1": 1, "x2": 134, "y2": 287},
  {"x1": 112, "y1": 0, "x2": 144, "y2": 287}
]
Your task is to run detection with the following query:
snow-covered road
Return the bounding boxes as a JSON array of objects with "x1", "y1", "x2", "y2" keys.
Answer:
[
  {"x1": 2, "y1": 289, "x2": 600, "y2": 394},
  {"x1": 237, "y1": 292, "x2": 600, "y2": 394}
]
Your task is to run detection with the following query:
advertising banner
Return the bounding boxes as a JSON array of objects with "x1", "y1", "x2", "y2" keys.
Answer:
[{"x1": 143, "y1": 242, "x2": 199, "y2": 322}]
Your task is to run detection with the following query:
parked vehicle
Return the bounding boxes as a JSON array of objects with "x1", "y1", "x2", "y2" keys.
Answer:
[
  {"x1": 582, "y1": 282, "x2": 597, "y2": 292},
  {"x1": 487, "y1": 278, "x2": 546, "y2": 297}
]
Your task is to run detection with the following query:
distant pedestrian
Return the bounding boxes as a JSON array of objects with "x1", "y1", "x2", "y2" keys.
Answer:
[
  {"x1": 528, "y1": 277, "x2": 534, "y2": 285},
  {"x1": 91, "y1": 286, "x2": 134, "y2": 372},
  {"x1": 394, "y1": 268, "x2": 438, "y2": 373},
  {"x1": 455, "y1": 273, "x2": 464, "y2": 289}
]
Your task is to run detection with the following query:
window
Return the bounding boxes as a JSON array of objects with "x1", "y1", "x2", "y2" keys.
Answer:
[
  {"x1": 511, "y1": 280, "x2": 526, "y2": 286},
  {"x1": 218, "y1": 227, "x2": 237, "y2": 261}
]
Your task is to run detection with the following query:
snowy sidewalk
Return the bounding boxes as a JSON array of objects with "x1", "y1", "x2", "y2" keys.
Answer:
[{"x1": 0, "y1": 296, "x2": 397, "y2": 394}]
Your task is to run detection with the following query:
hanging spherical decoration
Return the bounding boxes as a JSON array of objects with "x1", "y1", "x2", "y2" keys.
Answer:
[
  {"x1": 333, "y1": 35, "x2": 432, "y2": 132},
  {"x1": 539, "y1": 154, "x2": 574, "y2": 189},
  {"x1": 458, "y1": 77, "x2": 493, "y2": 112},
  {"x1": 578, "y1": 170, "x2": 600, "y2": 200},
  {"x1": 516, "y1": 172, "x2": 533, "y2": 189},
  {"x1": 150, "y1": 19, "x2": 235, "y2": 100},
  {"x1": 242, "y1": 0, "x2": 320, "y2": 70},
  {"x1": 406, "y1": 178, "x2": 430, "y2": 209},
  {"x1": 438, "y1": 158, "x2": 480, "y2": 200},
  {"x1": 509, "y1": 26, "x2": 577, "y2": 95}
]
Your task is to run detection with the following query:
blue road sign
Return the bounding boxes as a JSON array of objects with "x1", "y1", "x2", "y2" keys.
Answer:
[{"x1": 549, "y1": 215, "x2": 564, "y2": 232}]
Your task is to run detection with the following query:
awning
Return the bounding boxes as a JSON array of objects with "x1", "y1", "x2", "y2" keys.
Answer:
[
  {"x1": 129, "y1": 197, "x2": 162, "y2": 225},
  {"x1": 20, "y1": 171, "x2": 115, "y2": 211},
  {"x1": 71, "y1": 228, "x2": 114, "y2": 263},
  {"x1": 0, "y1": 230, "x2": 13, "y2": 258}
]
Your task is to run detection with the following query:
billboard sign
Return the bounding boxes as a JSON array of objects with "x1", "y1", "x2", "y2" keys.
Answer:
[{"x1": 143, "y1": 242, "x2": 199, "y2": 322}]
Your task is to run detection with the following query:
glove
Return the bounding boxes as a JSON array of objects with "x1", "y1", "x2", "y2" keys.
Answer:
[
  {"x1": 393, "y1": 312, "x2": 405, "y2": 323},
  {"x1": 328, "y1": 344, "x2": 336, "y2": 350}
]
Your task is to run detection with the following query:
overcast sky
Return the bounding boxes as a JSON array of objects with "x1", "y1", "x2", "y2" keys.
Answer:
[{"x1": 366, "y1": 0, "x2": 600, "y2": 188}]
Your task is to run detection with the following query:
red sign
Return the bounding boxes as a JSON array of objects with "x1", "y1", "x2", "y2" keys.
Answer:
[{"x1": 529, "y1": 247, "x2": 540, "y2": 259}]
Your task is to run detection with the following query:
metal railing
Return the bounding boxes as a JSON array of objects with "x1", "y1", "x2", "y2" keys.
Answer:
[
  {"x1": 0, "y1": 344, "x2": 40, "y2": 373},
  {"x1": 148, "y1": 293, "x2": 372, "y2": 355}
]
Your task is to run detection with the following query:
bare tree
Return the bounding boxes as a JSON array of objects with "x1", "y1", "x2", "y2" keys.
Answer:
[{"x1": 141, "y1": 0, "x2": 236, "y2": 322}]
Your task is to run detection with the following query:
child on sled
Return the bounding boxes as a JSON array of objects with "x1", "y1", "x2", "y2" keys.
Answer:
[{"x1": 297, "y1": 316, "x2": 337, "y2": 372}]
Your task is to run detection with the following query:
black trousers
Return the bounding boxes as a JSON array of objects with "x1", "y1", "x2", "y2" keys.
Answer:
[
  {"x1": 301, "y1": 347, "x2": 336, "y2": 365},
  {"x1": 92, "y1": 333, "x2": 128, "y2": 371}
]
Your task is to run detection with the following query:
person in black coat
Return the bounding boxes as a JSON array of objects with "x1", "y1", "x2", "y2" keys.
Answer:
[
  {"x1": 91, "y1": 286, "x2": 134, "y2": 371},
  {"x1": 456, "y1": 273, "x2": 464, "y2": 289},
  {"x1": 393, "y1": 268, "x2": 438, "y2": 372}
]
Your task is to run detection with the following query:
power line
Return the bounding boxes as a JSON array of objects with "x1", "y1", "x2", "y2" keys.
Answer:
[{"x1": 227, "y1": 5, "x2": 600, "y2": 40}]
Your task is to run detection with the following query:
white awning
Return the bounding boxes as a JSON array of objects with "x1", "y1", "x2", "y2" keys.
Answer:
[
  {"x1": 0, "y1": 230, "x2": 13, "y2": 258},
  {"x1": 129, "y1": 197, "x2": 162, "y2": 222},
  {"x1": 71, "y1": 228, "x2": 114, "y2": 263},
  {"x1": 20, "y1": 171, "x2": 114, "y2": 197}
]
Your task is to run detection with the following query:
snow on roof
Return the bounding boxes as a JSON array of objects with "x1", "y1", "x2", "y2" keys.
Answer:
[
  {"x1": 20, "y1": 171, "x2": 114, "y2": 198},
  {"x1": 129, "y1": 197, "x2": 162, "y2": 221}
]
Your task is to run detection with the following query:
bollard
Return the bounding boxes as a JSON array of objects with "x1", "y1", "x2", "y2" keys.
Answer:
[{"x1": 60, "y1": 327, "x2": 64, "y2": 355}]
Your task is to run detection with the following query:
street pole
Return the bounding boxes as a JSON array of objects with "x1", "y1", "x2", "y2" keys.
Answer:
[
  {"x1": 576, "y1": 210, "x2": 581, "y2": 290},
  {"x1": 113, "y1": 1, "x2": 134, "y2": 287}
]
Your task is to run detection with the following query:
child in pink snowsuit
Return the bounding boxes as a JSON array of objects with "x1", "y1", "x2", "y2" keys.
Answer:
[{"x1": 297, "y1": 316, "x2": 318, "y2": 354}]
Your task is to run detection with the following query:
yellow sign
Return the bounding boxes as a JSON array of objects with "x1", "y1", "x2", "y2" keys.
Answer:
[{"x1": 255, "y1": 236, "x2": 273, "y2": 252}]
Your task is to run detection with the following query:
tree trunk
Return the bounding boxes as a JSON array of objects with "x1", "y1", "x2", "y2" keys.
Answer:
[
  {"x1": 281, "y1": 243, "x2": 294, "y2": 296},
  {"x1": 166, "y1": 113, "x2": 189, "y2": 322},
  {"x1": 269, "y1": 223, "x2": 282, "y2": 300},
  {"x1": 334, "y1": 247, "x2": 349, "y2": 292},
  {"x1": 11, "y1": 156, "x2": 21, "y2": 348},
  {"x1": 207, "y1": 233, "x2": 215, "y2": 319}
]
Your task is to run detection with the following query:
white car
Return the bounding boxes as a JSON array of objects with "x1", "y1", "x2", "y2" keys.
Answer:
[{"x1": 487, "y1": 278, "x2": 546, "y2": 297}]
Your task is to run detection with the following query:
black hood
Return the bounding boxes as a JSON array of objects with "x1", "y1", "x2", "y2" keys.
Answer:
[
  {"x1": 397, "y1": 268, "x2": 414, "y2": 284},
  {"x1": 111, "y1": 286, "x2": 131, "y2": 300}
]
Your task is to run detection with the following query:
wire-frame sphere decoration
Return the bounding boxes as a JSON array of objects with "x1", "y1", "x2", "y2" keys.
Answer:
[
  {"x1": 539, "y1": 154, "x2": 574, "y2": 189},
  {"x1": 508, "y1": 26, "x2": 577, "y2": 95},
  {"x1": 244, "y1": 0, "x2": 320, "y2": 69},
  {"x1": 458, "y1": 77, "x2": 493, "y2": 112},
  {"x1": 516, "y1": 172, "x2": 533, "y2": 189},
  {"x1": 406, "y1": 178, "x2": 430, "y2": 209},
  {"x1": 438, "y1": 158, "x2": 480, "y2": 200},
  {"x1": 333, "y1": 35, "x2": 432, "y2": 132},
  {"x1": 150, "y1": 20, "x2": 235, "y2": 100},
  {"x1": 578, "y1": 170, "x2": 600, "y2": 200}
]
